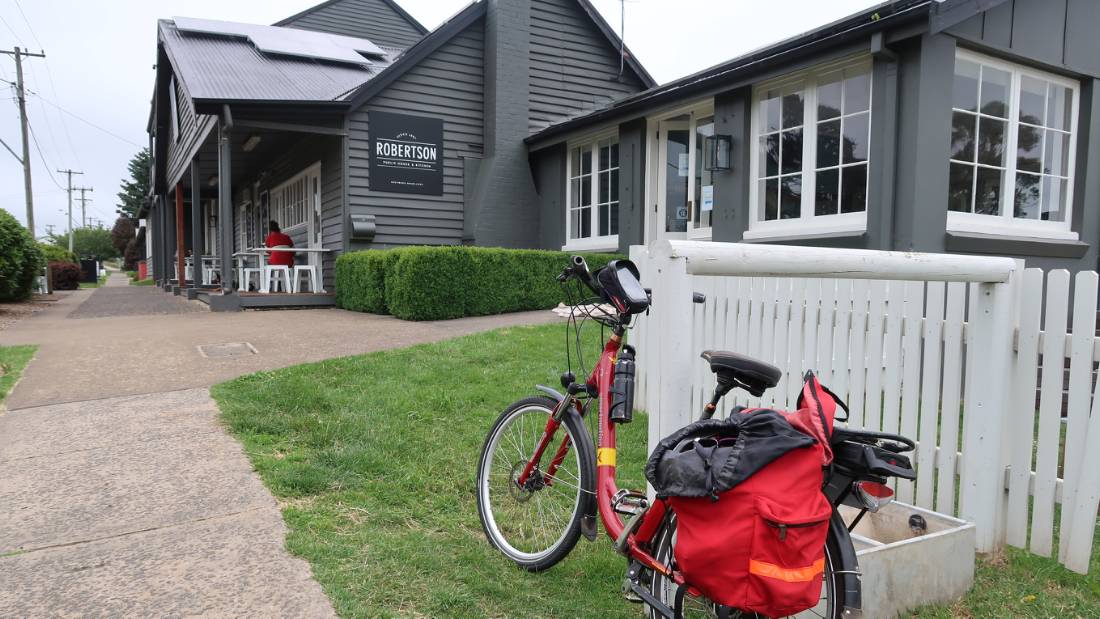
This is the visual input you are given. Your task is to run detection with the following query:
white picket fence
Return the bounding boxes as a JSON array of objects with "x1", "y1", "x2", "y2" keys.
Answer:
[{"x1": 630, "y1": 240, "x2": 1100, "y2": 574}]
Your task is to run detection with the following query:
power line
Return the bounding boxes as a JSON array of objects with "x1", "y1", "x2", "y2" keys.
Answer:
[
  {"x1": 29, "y1": 92, "x2": 143, "y2": 148},
  {"x1": 26, "y1": 120, "x2": 65, "y2": 190},
  {"x1": 12, "y1": 1, "x2": 43, "y2": 48}
]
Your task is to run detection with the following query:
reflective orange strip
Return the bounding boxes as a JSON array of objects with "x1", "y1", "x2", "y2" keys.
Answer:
[{"x1": 748, "y1": 558, "x2": 825, "y2": 583}]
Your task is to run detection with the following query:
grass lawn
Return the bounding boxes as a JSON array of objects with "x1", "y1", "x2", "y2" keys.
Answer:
[
  {"x1": 0, "y1": 345, "x2": 36, "y2": 407},
  {"x1": 212, "y1": 323, "x2": 1100, "y2": 618},
  {"x1": 129, "y1": 278, "x2": 155, "y2": 286}
]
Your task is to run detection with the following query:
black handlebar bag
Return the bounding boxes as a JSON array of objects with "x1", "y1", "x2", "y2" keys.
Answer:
[{"x1": 645, "y1": 373, "x2": 842, "y2": 618}]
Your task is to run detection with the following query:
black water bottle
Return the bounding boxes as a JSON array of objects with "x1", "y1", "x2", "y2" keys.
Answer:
[{"x1": 610, "y1": 346, "x2": 636, "y2": 424}]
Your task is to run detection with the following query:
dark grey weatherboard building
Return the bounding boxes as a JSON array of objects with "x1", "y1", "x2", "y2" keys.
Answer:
[
  {"x1": 147, "y1": 0, "x2": 1100, "y2": 311},
  {"x1": 528, "y1": 0, "x2": 1100, "y2": 277},
  {"x1": 144, "y1": 0, "x2": 654, "y2": 309}
]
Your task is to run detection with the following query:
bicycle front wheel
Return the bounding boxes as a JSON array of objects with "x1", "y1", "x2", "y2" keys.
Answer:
[
  {"x1": 648, "y1": 516, "x2": 847, "y2": 619},
  {"x1": 476, "y1": 396, "x2": 595, "y2": 572}
]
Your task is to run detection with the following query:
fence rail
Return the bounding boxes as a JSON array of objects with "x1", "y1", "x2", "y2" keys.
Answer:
[{"x1": 631, "y1": 241, "x2": 1100, "y2": 574}]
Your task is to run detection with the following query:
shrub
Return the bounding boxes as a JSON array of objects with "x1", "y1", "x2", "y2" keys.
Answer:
[
  {"x1": 337, "y1": 246, "x2": 624, "y2": 321},
  {"x1": 334, "y1": 249, "x2": 404, "y2": 314},
  {"x1": 37, "y1": 242, "x2": 77, "y2": 265},
  {"x1": 49, "y1": 261, "x2": 82, "y2": 291},
  {"x1": 0, "y1": 210, "x2": 43, "y2": 301}
]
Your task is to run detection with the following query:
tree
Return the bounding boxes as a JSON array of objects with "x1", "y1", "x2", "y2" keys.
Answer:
[
  {"x1": 110, "y1": 216, "x2": 136, "y2": 254},
  {"x1": 49, "y1": 228, "x2": 118, "y2": 260},
  {"x1": 116, "y1": 148, "x2": 151, "y2": 218}
]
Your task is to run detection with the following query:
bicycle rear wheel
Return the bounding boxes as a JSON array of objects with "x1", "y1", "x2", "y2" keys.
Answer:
[
  {"x1": 647, "y1": 516, "x2": 846, "y2": 619},
  {"x1": 476, "y1": 396, "x2": 595, "y2": 572}
]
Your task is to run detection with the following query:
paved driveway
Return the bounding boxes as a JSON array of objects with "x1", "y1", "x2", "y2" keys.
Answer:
[{"x1": 0, "y1": 276, "x2": 558, "y2": 615}]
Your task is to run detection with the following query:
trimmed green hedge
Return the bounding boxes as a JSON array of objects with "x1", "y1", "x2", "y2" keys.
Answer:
[
  {"x1": 0, "y1": 210, "x2": 43, "y2": 302},
  {"x1": 38, "y1": 243, "x2": 77, "y2": 265},
  {"x1": 335, "y1": 246, "x2": 624, "y2": 321}
]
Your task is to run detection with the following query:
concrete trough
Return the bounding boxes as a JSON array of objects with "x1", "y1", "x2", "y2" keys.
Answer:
[{"x1": 841, "y1": 501, "x2": 975, "y2": 618}]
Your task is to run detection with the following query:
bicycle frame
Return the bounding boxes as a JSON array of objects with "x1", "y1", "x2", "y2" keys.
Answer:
[{"x1": 515, "y1": 328, "x2": 684, "y2": 584}]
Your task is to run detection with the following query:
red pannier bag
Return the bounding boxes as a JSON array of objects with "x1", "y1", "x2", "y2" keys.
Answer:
[{"x1": 645, "y1": 372, "x2": 841, "y2": 618}]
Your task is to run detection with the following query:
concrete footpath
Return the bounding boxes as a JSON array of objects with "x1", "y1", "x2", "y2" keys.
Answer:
[{"x1": 0, "y1": 273, "x2": 558, "y2": 615}]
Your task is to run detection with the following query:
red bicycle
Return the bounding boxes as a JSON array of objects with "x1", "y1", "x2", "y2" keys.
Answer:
[{"x1": 476, "y1": 256, "x2": 916, "y2": 618}]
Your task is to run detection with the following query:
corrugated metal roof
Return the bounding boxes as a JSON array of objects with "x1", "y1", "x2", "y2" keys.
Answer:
[{"x1": 159, "y1": 19, "x2": 398, "y2": 104}]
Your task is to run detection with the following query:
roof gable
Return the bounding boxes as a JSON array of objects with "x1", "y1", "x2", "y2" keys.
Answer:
[{"x1": 274, "y1": 0, "x2": 427, "y2": 49}]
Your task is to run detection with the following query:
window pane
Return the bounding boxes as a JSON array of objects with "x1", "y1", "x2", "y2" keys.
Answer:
[
  {"x1": 599, "y1": 171, "x2": 610, "y2": 204},
  {"x1": 1047, "y1": 84, "x2": 1071, "y2": 131},
  {"x1": 762, "y1": 134, "x2": 780, "y2": 177},
  {"x1": 762, "y1": 179, "x2": 779, "y2": 221},
  {"x1": 610, "y1": 142, "x2": 619, "y2": 168},
  {"x1": 842, "y1": 112, "x2": 869, "y2": 164},
  {"x1": 815, "y1": 168, "x2": 839, "y2": 216},
  {"x1": 817, "y1": 119, "x2": 840, "y2": 168},
  {"x1": 1044, "y1": 130, "x2": 1070, "y2": 177},
  {"x1": 570, "y1": 148, "x2": 581, "y2": 176},
  {"x1": 581, "y1": 207, "x2": 591, "y2": 237},
  {"x1": 781, "y1": 128, "x2": 803, "y2": 175},
  {"x1": 977, "y1": 117, "x2": 1006, "y2": 166},
  {"x1": 610, "y1": 202, "x2": 619, "y2": 235},
  {"x1": 979, "y1": 65, "x2": 1010, "y2": 118},
  {"x1": 599, "y1": 203, "x2": 610, "y2": 237},
  {"x1": 581, "y1": 149, "x2": 592, "y2": 175},
  {"x1": 974, "y1": 167, "x2": 1003, "y2": 215},
  {"x1": 948, "y1": 163, "x2": 974, "y2": 212},
  {"x1": 581, "y1": 176, "x2": 592, "y2": 206},
  {"x1": 570, "y1": 206, "x2": 582, "y2": 238},
  {"x1": 599, "y1": 143, "x2": 610, "y2": 170},
  {"x1": 780, "y1": 175, "x2": 802, "y2": 219},
  {"x1": 953, "y1": 59, "x2": 980, "y2": 112},
  {"x1": 1016, "y1": 125, "x2": 1042, "y2": 173},
  {"x1": 782, "y1": 91, "x2": 804, "y2": 129},
  {"x1": 840, "y1": 164, "x2": 867, "y2": 213},
  {"x1": 818, "y1": 75, "x2": 842, "y2": 120},
  {"x1": 1019, "y1": 76, "x2": 1046, "y2": 125},
  {"x1": 609, "y1": 169, "x2": 620, "y2": 203},
  {"x1": 844, "y1": 71, "x2": 871, "y2": 114},
  {"x1": 1042, "y1": 176, "x2": 1067, "y2": 222},
  {"x1": 762, "y1": 93, "x2": 781, "y2": 132},
  {"x1": 951, "y1": 111, "x2": 976, "y2": 161},
  {"x1": 1014, "y1": 172, "x2": 1041, "y2": 219}
]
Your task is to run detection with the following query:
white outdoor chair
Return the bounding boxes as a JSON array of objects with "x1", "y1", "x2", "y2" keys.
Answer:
[
  {"x1": 239, "y1": 267, "x2": 262, "y2": 292},
  {"x1": 292, "y1": 264, "x2": 319, "y2": 293},
  {"x1": 265, "y1": 265, "x2": 291, "y2": 293}
]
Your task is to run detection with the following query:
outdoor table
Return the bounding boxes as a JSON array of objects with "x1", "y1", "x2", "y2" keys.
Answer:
[{"x1": 248, "y1": 247, "x2": 332, "y2": 293}]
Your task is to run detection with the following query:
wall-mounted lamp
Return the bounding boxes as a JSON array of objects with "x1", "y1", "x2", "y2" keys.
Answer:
[
  {"x1": 207, "y1": 175, "x2": 218, "y2": 187},
  {"x1": 704, "y1": 134, "x2": 733, "y2": 172},
  {"x1": 242, "y1": 134, "x2": 262, "y2": 153}
]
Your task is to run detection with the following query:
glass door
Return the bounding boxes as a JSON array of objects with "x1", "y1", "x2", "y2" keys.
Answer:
[
  {"x1": 655, "y1": 116, "x2": 691, "y2": 242},
  {"x1": 652, "y1": 110, "x2": 715, "y2": 243}
]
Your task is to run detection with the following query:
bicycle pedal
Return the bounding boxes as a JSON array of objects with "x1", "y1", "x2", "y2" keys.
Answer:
[{"x1": 612, "y1": 489, "x2": 649, "y2": 516}]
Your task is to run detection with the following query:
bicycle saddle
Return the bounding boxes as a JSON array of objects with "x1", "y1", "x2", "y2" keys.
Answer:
[{"x1": 700, "y1": 350, "x2": 782, "y2": 397}]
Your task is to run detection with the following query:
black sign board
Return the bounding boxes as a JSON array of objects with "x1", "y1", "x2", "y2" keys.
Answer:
[{"x1": 369, "y1": 111, "x2": 444, "y2": 195}]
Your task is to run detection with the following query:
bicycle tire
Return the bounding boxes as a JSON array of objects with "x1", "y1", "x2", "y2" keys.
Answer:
[
  {"x1": 647, "y1": 514, "x2": 847, "y2": 619},
  {"x1": 476, "y1": 396, "x2": 596, "y2": 572}
]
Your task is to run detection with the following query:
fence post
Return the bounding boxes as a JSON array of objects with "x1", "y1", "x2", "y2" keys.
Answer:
[
  {"x1": 649, "y1": 250, "x2": 695, "y2": 455},
  {"x1": 959, "y1": 266, "x2": 1019, "y2": 552}
]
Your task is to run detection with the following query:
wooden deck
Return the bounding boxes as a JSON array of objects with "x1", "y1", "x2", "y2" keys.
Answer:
[{"x1": 195, "y1": 290, "x2": 336, "y2": 311}]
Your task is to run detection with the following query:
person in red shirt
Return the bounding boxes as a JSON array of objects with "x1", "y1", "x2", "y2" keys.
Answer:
[{"x1": 265, "y1": 221, "x2": 295, "y2": 268}]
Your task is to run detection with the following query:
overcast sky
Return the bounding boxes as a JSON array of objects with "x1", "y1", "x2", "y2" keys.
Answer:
[{"x1": 0, "y1": 0, "x2": 879, "y2": 239}]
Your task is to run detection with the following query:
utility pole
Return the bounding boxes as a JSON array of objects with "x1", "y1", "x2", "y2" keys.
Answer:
[
  {"x1": 57, "y1": 168, "x2": 83, "y2": 252},
  {"x1": 1, "y1": 47, "x2": 46, "y2": 237},
  {"x1": 75, "y1": 186, "x2": 93, "y2": 227},
  {"x1": 44, "y1": 223, "x2": 55, "y2": 237}
]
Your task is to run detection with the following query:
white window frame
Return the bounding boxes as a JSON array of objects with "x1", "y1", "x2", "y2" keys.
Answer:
[
  {"x1": 269, "y1": 162, "x2": 321, "y2": 232},
  {"x1": 563, "y1": 128, "x2": 619, "y2": 252},
  {"x1": 947, "y1": 49, "x2": 1080, "y2": 241},
  {"x1": 746, "y1": 56, "x2": 872, "y2": 241}
]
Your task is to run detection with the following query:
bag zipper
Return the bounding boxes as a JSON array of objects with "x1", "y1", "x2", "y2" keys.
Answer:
[{"x1": 765, "y1": 518, "x2": 827, "y2": 541}]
